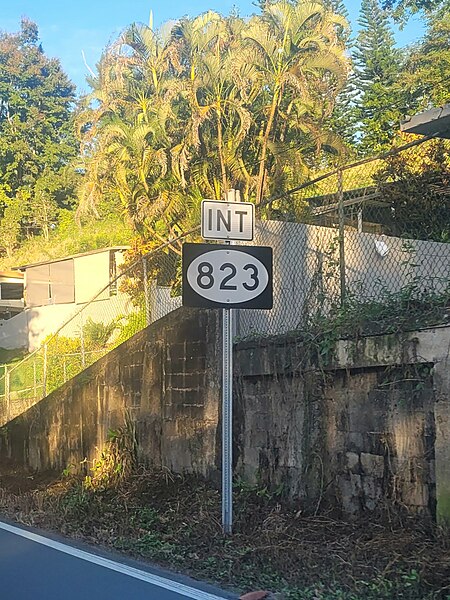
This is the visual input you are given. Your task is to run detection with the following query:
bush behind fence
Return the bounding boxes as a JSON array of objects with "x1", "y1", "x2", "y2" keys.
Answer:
[{"x1": 0, "y1": 136, "x2": 449, "y2": 424}]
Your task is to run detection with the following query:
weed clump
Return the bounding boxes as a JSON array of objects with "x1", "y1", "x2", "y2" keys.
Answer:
[{"x1": 0, "y1": 468, "x2": 449, "y2": 599}]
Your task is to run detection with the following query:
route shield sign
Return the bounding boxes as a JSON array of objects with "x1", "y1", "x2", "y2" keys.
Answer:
[{"x1": 182, "y1": 243, "x2": 272, "y2": 309}]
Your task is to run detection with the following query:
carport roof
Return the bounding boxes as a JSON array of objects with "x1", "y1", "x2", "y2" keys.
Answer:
[
  {"x1": 0, "y1": 270, "x2": 24, "y2": 279},
  {"x1": 400, "y1": 104, "x2": 450, "y2": 139}
]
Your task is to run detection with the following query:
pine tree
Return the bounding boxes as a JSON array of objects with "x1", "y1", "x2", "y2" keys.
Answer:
[
  {"x1": 0, "y1": 18, "x2": 78, "y2": 253},
  {"x1": 329, "y1": 71, "x2": 360, "y2": 150},
  {"x1": 400, "y1": 6, "x2": 450, "y2": 110},
  {"x1": 354, "y1": 0, "x2": 404, "y2": 154},
  {"x1": 382, "y1": 0, "x2": 444, "y2": 24},
  {"x1": 324, "y1": 0, "x2": 360, "y2": 149}
]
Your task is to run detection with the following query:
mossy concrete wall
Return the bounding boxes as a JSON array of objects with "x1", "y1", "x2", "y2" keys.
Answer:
[
  {"x1": 0, "y1": 308, "x2": 221, "y2": 478},
  {"x1": 234, "y1": 326, "x2": 449, "y2": 519},
  {"x1": 0, "y1": 307, "x2": 449, "y2": 520},
  {"x1": 333, "y1": 327, "x2": 450, "y2": 521}
]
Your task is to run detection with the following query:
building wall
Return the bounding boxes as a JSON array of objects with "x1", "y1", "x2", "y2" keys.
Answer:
[
  {"x1": 26, "y1": 293, "x2": 135, "y2": 351},
  {"x1": 239, "y1": 220, "x2": 450, "y2": 336},
  {"x1": 1, "y1": 308, "x2": 449, "y2": 521},
  {"x1": 0, "y1": 293, "x2": 136, "y2": 352},
  {"x1": 0, "y1": 250, "x2": 133, "y2": 351},
  {"x1": 23, "y1": 250, "x2": 126, "y2": 308},
  {"x1": 0, "y1": 312, "x2": 28, "y2": 350},
  {"x1": 74, "y1": 252, "x2": 111, "y2": 304},
  {"x1": 25, "y1": 261, "x2": 75, "y2": 307}
]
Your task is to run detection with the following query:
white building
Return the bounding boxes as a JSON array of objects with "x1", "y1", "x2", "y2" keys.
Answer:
[{"x1": 0, "y1": 247, "x2": 132, "y2": 351}]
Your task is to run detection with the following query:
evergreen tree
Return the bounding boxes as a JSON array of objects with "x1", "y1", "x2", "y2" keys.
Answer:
[
  {"x1": 382, "y1": 0, "x2": 445, "y2": 23},
  {"x1": 399, "y1": 5, "x2": 450, "y2": 111},
  {"x1": 354, "y1": 0, "x2": 404, "y2": 154},
  {"x1": 325, "y1": 0, "x2": 360, "y2": 150},
  {"x1": 329, "y1": 70, "x2": 360, "y2": 151},
  {"x1": 0, "y1": 18, "x2": 78, "y2": 254}
]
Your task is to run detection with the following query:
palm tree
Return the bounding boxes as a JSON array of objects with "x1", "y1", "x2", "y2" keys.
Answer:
[
  {"x1": 77, "y1": 22, "x2": 185, "y2": 245},
  {"x1": 241, "y1": 0, "x2": 349, "y2": 204},
  {"x1": 168, "y1": 12, "x2": 252, "y2": 199},
  {"x1": 76, "y1": 1, "x2": 351, "y2": 241}
]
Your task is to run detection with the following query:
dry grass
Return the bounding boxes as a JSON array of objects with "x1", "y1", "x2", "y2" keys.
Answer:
[{"x1": 1, "y1": 469, "x2": 449, "y2": 599}]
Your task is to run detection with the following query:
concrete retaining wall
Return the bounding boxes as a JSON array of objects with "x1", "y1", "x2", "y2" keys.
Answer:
[
  {"x1": 0, "y1": 308, "x2": 220, "y2": 478},
  {"x1": 1, "y1": 307, "x2": 449, "y2": 521}
]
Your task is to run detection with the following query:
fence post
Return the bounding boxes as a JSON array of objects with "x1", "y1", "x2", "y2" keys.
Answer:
[
  {"x1": 33, "y1": 357, "x2": 37, "y2": 400},
  {"x1": 43, "y1": 344, "x2": 48, "y2": 397},
  {"x1": 142, "y1": 256, "x2": 151, "y2": 326},
  {"x1": 80, "y1": 312, "x2": 86, "y2": 368},
  {"x1": 5, "y1": 365, "x2": 10, "y2": 422},
  {"x1": 337, "y1": 168, "x2": 346, "y2": 306},
  {"x1": 357, "y1": 208, "x2": 363, "y2": 233}
]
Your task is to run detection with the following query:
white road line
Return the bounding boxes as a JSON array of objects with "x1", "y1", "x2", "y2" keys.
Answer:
[{"x1": 0, "y1": 520, "x2": 230, "y2": 600}]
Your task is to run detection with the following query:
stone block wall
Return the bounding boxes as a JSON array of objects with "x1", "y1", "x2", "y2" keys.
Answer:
[
  {"x1": 0, "y1": 308, "x2": 220, "y2": 478},
  {"x1": 325, "y1": 367, "x2": 435, "y2": 515},
  {"x1": 234, "y1": 329, "x2": 448, "y2": 519},
  {"x1": 233, "y1": 342, "x2": 325, "y2": 505},
  {"x1": 1, "y1": 306, "x2": 449, "y2": 521}
]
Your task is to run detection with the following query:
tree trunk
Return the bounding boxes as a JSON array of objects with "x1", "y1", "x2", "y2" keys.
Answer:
[
  {"x1": 256, "y1": 88, "x2": 279, "y2": 205},
  {"x1": 216, "y1": 105, "x2": 228, "y2": 196}
]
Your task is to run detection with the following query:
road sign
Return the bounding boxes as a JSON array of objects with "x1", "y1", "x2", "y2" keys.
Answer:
[
  {"x1": 201, "y1": 200, "x2": 254, "y2": 241},
  {"x1": 182, "y1": 240, "x2": 272, "y2": 536},
  {"x1": 182, "y1": 243, "x2": 272, "y2": 309}
]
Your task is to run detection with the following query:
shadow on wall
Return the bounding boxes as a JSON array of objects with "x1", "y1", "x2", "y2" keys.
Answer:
[
  {"x1": 0, "y1": 307, "x2": 221, "y2": 481},
  {"x1": 4, "y1": 383, "x2": 218, "y2": 483},
  {"x1": 0, "y1": 306, "x2": 81, "y2": 353},
  {"x1": 0, "y1": 311, "x2": 28, "y2": 350},
  {"x1": 26, "y1": 293, "x2": 136, "y2": 353}
]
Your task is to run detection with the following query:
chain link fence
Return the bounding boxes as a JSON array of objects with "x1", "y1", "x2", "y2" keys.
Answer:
[
  {"x1": 239, "y1": 136, "x2": 450, "y2": 337},
  {"x1": 0, "y1": 232, "x2": 197, "y2": 426},
  {"x1": 0, "y1": 136, "x2": 449, "y2": 424}
]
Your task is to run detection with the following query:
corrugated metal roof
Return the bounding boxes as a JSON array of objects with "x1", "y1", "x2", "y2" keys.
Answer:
[{"x1": 400, "y1": 104, "x2": 450, "y2": 139}]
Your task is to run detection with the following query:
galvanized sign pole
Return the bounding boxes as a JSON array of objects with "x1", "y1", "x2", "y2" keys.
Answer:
[
  {"x1": 222, "y1": 238, "x2": 233, "y2": 535},
  {"x1": 222, "y1": 189, "x2": 237, "y2": 535},
  {"x1": 183, "y1": 190, "x2": 272, "y2": 536}
]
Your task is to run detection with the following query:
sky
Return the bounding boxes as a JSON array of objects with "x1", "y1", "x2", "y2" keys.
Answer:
[{"x1": 0, "y1": 0, "x2": 426, "y2": 94}]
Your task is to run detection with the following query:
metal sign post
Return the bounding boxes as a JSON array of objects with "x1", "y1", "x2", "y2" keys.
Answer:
[
  {"x1": 222, "y1": 240, "x2": 233, "y2": 534},
  {"x1": 182, "y1": 192, "x2": 272, "y2": 536},
  {"x1": 222, "y1": 189, "x2": 237, "y2": 535}
]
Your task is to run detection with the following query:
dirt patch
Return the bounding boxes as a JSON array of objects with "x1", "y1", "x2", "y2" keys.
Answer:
[
  {"x1": 0, "y1": 469, "x2": 59, "y2": 494},
  {"x1": 0, "y1": 470, "x2": 449, "y2": 599}
]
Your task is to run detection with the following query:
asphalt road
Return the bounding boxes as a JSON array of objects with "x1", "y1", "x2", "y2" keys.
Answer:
[{"x1": 0, "y1": 521, "x2": 234, "y2": 600}]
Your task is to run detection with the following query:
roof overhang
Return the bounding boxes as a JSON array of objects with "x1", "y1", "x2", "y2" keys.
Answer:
[
  {"x1": 400, "y1": 104, "x2": 450, "y2": 139},
  {"x1": 0, "y1": 270, "x2": 24, "y2": 281},
  {"x1": 13, "y1": 246, "x2": 130, "y2": 271}
]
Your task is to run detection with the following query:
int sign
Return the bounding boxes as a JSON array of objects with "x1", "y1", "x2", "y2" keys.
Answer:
[{"x1": 201, "y1": 200, "x2": 254, "y2": 241}]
